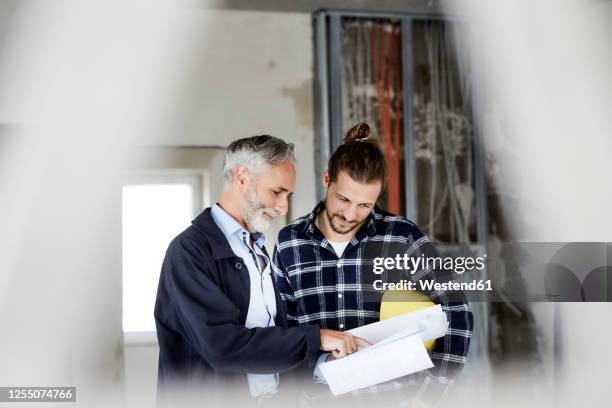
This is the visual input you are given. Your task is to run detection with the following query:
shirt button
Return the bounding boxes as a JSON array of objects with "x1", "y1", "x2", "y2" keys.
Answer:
[
  {"x1": 235, "y1": 262, "x2": 242, "y2": 269},
  {"x1": 339, "y1": 324, "x2": 344, "y2": 329},
  {"x1": 338, "y1": 293, "x2": 343, "y2": 298}
]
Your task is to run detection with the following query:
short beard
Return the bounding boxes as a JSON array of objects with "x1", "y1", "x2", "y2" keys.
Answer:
[
  {"x1": 323, "y1": 196, "x2": 362, "y2": 235},
  {"x1": 243, "y1": 182, "x2": 280, "y2": 234}
]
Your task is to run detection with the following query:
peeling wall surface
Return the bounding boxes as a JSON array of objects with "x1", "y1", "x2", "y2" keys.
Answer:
[{"x1": 145, "y1": 9, "x2": 317, "y2": 220}]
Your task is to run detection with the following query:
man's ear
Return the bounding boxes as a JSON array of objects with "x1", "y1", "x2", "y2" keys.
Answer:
[
  {"x1": 234, "y1": 166, "x2": 249, "y2": 192},
  {"x1": 322, "y1": 169, "x2": 330, "y2": 191}
]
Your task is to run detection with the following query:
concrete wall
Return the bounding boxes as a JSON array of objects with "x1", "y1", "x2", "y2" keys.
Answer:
[{"x1": 143, "y1": 8, "x2": 317, "y2": 220}]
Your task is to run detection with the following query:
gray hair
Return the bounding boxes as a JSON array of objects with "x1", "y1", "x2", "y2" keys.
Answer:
[{"x1": 222, "y1": 135, "x2": 295, "y2": 182}]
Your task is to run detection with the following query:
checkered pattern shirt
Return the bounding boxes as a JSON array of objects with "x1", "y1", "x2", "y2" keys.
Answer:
[{"x1": 272, "y1": 202, "x2": 473, "y2": 404}]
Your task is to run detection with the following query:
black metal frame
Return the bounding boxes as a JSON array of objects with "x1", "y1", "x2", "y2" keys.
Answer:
[
  {"x1": 313, "y1": 9, "x2": 491, "y2": 370},
  {"x1": 314, "y1": 9, "x2": 487, "y2": 244}
]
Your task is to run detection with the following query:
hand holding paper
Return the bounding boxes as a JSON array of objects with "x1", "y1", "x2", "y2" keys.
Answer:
[
  {"x1": 319, "y1": 304, "x2": 448, "y2": 396},
  {"x1": 319, "y1": 329, "x2": 372, "y2": 358}
]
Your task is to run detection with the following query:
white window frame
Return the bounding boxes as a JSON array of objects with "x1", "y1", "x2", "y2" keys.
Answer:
[{"x1": 122, "y1": 169, "x2": 209, "y2": 346}]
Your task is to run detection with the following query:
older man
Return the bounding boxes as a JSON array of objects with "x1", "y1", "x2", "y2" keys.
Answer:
[{"x1": 154, "y1": 135, "x2": 367, "y2": 402}]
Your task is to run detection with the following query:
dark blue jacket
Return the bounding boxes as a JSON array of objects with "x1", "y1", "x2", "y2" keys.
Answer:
[{"x1": 154, "y1": 208, "x2": 321, "y2": 394}]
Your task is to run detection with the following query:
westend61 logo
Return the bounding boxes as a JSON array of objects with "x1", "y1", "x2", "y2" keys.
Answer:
[{"x1": 372, "y1": 254, "x2": 487, "y2": 275}]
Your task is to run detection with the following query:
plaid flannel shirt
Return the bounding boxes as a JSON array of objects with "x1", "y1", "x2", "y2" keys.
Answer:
[{"x1": 272, "y1": 202, "x2": 473, "y2": 405}]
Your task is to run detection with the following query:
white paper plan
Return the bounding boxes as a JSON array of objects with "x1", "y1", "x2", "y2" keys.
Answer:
[
  {"x1": 319, "y1": 305, "x2": 448, "y2": 396},
  {"x1": 319, "y1": 333, "x2": 433, "y2": 396},
  {"x1": 348, "y1": 304, "x2": 448, "y2": 344}
]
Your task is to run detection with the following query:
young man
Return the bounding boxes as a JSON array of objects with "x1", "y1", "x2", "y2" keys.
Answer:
[
  {"x1": 273, "y1": 123, "x2": 473, "y2": 406},
  {"x1": 154, "y1": 135, "x2": 368, "y2": 403}
]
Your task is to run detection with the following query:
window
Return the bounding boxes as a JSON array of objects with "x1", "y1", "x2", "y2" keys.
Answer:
[{"x1": 122, "y1": 172, "x2": 207, "y2": 338}]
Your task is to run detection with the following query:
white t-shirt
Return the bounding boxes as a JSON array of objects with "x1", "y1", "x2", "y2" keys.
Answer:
[{"x1": 328, "y1": 240, "x2": 350, "y2": 257}]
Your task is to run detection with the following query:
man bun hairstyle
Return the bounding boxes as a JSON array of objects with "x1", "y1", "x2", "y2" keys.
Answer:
[
  {"x1": 223, "y1": 135, "x2": 295, "y2": 182},
  {"x1": 327, "y1": 122, "x2": 388, "y2": 184},
  {"x1": 344, "y1": 122, "x2": 371, "y2": 142}
]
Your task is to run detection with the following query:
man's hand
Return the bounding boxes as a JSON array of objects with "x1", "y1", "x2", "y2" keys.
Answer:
[{"x1": 319, "y1": 329, "x2": 372, "y2": 358}]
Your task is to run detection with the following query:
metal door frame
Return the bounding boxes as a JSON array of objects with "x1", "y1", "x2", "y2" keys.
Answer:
[{"x1": 313, "y1": 9, "x2": 491, "y2": 375}]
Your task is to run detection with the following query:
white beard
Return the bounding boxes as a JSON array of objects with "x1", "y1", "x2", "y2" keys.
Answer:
[
  {"x1": 248, "y1": 211, "x2": 272, "y2": 234},
  {"x1": 243, "y1": 184, "x2": 280, "y2": 234}
]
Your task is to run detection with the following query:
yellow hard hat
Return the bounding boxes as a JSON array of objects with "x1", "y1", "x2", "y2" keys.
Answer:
[{"x1": 379, "y1": 290, "x2": 437, "y2": 351}]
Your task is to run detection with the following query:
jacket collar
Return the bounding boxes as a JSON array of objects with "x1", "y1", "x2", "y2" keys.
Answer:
[
  {"x1": 191, "y1": 208, "x2": 240, "y2": 260},
  {"x1": 210, "y1": 203, "x2": 266, "y2": 247}
]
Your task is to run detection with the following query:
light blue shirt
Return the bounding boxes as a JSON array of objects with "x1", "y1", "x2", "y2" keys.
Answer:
[{"x1": 210, "y1": 203, "x2": 278, "y2": 397}]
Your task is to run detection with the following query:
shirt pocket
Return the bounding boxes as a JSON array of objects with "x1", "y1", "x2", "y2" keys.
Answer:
[{"x1": 285, "y1": 260, "x2": 320, "y2": 278}]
